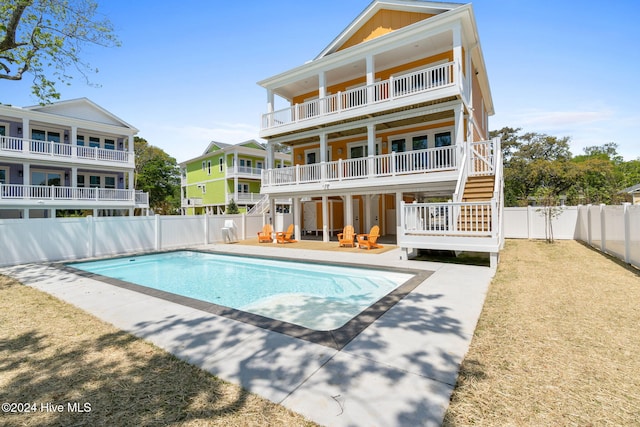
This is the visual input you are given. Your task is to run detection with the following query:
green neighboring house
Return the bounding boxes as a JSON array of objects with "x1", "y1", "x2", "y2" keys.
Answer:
[{"x1": 180, "y1": 140, "x2": 291, "y2": 215}]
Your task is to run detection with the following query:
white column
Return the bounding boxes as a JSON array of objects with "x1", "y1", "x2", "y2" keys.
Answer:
[
  {"x1": 366, "y1": 54, "x2": 375, "y2": 103},
  {"x1": 71, "y1": 167, "x2": 78, "y2": 187},
  {"x1": 322, "y1": 195, "x2": 329, "y2": 243},
  {"x1": 22, "y1": 163, "x2": 30, "y2": 186},
  {"x1": 320, "y1": 132, "x2": 327, "y2": 183},
  {"x1": 266, "y1": 89, "x2": 274, "y2": 128},
  {"x1": 293, "y1": 197, "x2": 302, "y2": 241},
  {"x1": 128, "y1": 169, "x2": 134, "y2": 190},
  {"x1": 70, "y1": 126, "x2": 78, "y2": 158},
  {"x1": 453, "y1": 23, "x2": 463, "y2": 73},
  {"x1": 454, "y1": 104, "x2": 464, "y2": 146},
  {"x1": 367, "y1": 123, "x2": 375, "y2": 177},
  {"x1": 128, "y1": 135, "x2": 134, "y2": 155},
  {"x1": 266, "y1": 143, "x2": 274, "y2": 169},
  {"x1": 396, "y1": 191, "x2": 403, "y2": 236},
  {"x1": 345, "y1": 194, "x2": 353, "y2": 227},
  {"x1": 21, "y1": 118, "x2": 29, "y2": 153},
  {"x1": 319, "y1": 70, "x2": 327, "y2": 115}
]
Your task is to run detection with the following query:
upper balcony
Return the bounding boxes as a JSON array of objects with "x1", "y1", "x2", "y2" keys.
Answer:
[
  {"x1": 260, "y1": 61, "x2": 466, "y2": 138},
  {"x1": 0, "y1": 135, "x2": 134, "y2": 168},
  {"x1": 225, "y1": 165, "x2": 263, "y2": 179}
]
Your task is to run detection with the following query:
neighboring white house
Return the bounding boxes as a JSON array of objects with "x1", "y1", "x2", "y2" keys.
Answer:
[
  {"x1": 256, "y1": 0, "x2": 504, "y2": 265},
  {"x1": 0, "y1": 98, "x2": 149, "y2": 218}
]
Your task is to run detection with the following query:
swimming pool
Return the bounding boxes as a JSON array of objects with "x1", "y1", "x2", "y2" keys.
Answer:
[{"x1": 66, "y1": 251, "x2": 431, "y2": 348}]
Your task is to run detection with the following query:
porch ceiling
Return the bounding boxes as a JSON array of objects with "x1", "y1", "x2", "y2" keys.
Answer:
[{"x1": 278, "y1": 106, "x2": 456, "y2": 146}]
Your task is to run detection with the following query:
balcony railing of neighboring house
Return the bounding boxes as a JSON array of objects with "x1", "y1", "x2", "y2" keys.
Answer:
[
  {"x1": 226, "y1": 166, "x2": 263, "y2": 177},
  {"x1": 228, "y1": 193, "x2": 263, "y2": 204},
  {"x1": 135, "y1": 191, "x2": 150, "y2": 207},
  {"x1": 0, "y1": 184, "x2": 140, "y2": 203},
  {"x1": 261, "y1": 61, "x2": 457, "y2": 130},
  {"x1": 182, "y1": 198, "x2": 203, "y2": 208},
  {"x1": 0, "y1": 135, "x2": 132, "y2": 164},
  {"x1": 262, "y1": 145, "x2": 459, "y2": 188}
]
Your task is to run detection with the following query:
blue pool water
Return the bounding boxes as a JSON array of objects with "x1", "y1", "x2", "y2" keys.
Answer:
[{"x1": 68, "y1": 251, "x2": 414, "y2": 331}]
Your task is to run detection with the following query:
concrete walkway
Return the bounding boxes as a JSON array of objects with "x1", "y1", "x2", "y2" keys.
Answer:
[{"x1": 1, "y1": 244, "x2": 493, "y2": 426}]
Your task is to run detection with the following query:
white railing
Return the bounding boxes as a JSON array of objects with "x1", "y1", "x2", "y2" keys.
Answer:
[
  {"x1": 247, "y1": 194, "x2": 270, "y2": 215},
  {"x1": 402, "y1": 201, "x2": 495, "y2": 237},
  {"x1": 0, "y1": 135, "x2": 131, "y2": 164},
  {"x1": 0, "y1": 184, "x2": 138, "y2": 202},
  {"x1": 135, "y1": 191, "x2": 150, "y2": 206},
  {"x1": 262, "y1": 61, "x2": 457, "y2": 129},
  {"x1": 262, "y1": 145, "x2": 457, "y2": 188},
  {"x1": 229, "y1": 193, "x2": 263, "y2": 203},
  {"x1": 469, "y1": 140, "x2": 495, "y2": 176},
  {"x1": 226, "y1": 166, "x2": 263, "y2": 177}
]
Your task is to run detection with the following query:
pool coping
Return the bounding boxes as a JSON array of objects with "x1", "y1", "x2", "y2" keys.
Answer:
[{"x1": 57, "y1": 249, "x2": 433, "y2": 350}]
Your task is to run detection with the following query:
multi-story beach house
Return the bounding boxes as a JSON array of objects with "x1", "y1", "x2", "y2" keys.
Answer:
[
  {"x1": 257, "y1": 0, "x2": 503, "y2": 265},
  {"x1": 180, "y1": 140, "x2": 291, "y2": 215},
  {"x1": 0, "y1": 98, "x2": 149, "y2": 219}
]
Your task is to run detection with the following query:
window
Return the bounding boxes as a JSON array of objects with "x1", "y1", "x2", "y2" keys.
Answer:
[
  {"x1": 77, "y1": 175, "x2": 85, "y2": 187},
  {"x1": 257, "y1": 161, "x2": 263, "y2": 169},
  {"x1": 77, "y1": 135, "x2": 85, "y2": 146},
  {"x1": 0, "y1": 167, "x2": 7, "y2": 184},
  {"x1": 435, "y1": 132, "x2": 452, "y2": 147},
  {"x1": 412, "y1": 135, "x2": 428, "y2": 151},
  {"x1": 31, "y1": 171, "x2": 61, "y2": 186},
  {"x1": 306, "y1": 152, "x2": 317, "y2": 164},
  {"x1": 207, "y1": 160, "x2": 211, "y2": 175},
  {"x1": 104, "y1": 176, "x2": 116, "y2": 189},
  {"x1": 219, "y1": 158, "x2": 223, "y2": 172},
  {"x1": 32, "y1": 129, "x2": 46, "y2": 141},
  {"x1": 202, "y1": 161, "x2": 206, "y2": 171},
  {"x1": 391, "y1": 139, "x2": 406, "y2": 153},
  {"x1": 237, "y1": 183, "x2": 249, "y2": 193},
  {"x1": 198, "y1": 184, "x2": 206, "y2": 194},
  {"x1": 89, "y1": 175, "x2": 101, "y2": 188},
  {"x1": 104, "y1": 139, "x2": 115, "y2": 150},
  {"x1": 0, "y1": 124, "x2": 6, "y2": 136},
  {"x1": 47, "y1": 132, "x2": 60, "y2": 143},
  {"x1": 89, "y1": 137, "x2": 100, "y2": 148}
]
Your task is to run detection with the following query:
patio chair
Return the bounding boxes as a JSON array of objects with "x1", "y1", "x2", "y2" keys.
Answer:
[
  {"x1": 276, "y1": 224, "x2": 297, "y2": 244},
  {"x1": 337, "y1": 225, "x2": 355, "y2": 247},
  {"x1": 357, "y1": 225, "x2": 383, "y2": 250},
  {"x1": 257, "y1": 223, "x2": 273, "y2": 243}
]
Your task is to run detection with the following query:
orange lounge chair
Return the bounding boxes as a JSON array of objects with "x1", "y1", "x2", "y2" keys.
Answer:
[
  {"x1": 276, "y1": 224, "x2": 297, "y2": 244},
  {"x1": 337, "y1": 225, "x2": 355, "y2": 247},
  {"x1": 357, "y1": 225, "x2": 383, "y2": 250},
  {"x1": 257, "y1": 224, "x2": 273, "y2": 243}
]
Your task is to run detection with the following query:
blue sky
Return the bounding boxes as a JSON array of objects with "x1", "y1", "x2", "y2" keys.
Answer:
[{"x1": 2, "y1": 0, "x2": 639, "y2": 163}]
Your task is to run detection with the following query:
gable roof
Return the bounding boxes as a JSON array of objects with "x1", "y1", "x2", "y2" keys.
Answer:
[
  {"x1": 24, "y1": 98, "x2": 138, "y2": 131},
  {"x1": 620, "y1": 184, "x2": 640, "y2": 194},
  {"x1": 203, "y1": 139, "x2": 265, "y2": 155},
  {"x1": 317, "y1": 0, "x2": 464, "y2": 59}
]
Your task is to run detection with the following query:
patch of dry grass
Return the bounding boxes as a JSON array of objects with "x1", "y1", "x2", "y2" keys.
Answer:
[
  {"x1": 445, "y1": 240, "x2": 640, "y2": 426},
  {"x1": 0, "y1": 276, "x2": 317, "y2": 427}
]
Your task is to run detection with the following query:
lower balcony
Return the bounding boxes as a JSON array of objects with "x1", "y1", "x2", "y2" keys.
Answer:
[
  {"x1": 228, "y1": 193, "x2": 263, "y2": 204},
  {"x1": 0, "y1": 184, "x2": 149, "y2": 208},
  {"x1": 262, "y1": 145, "x2": 460, "y2": 195}
]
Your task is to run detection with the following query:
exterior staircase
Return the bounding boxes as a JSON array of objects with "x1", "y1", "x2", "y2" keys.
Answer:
[{"x1": 458, "y1": 175, "x2": 495, "y2": 232}]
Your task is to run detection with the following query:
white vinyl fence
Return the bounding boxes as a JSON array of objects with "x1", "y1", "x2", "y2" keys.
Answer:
[
  {"x1": 0, "y1": 213, "x2": 292, "y2": 267},
  {"x1": 504, "y1": 204, "x2": 639, "y2": 269}
]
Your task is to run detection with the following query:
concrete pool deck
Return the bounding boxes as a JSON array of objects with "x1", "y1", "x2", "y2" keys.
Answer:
[{"x1": 1, "y1": 243, "x2": 494, "y2": 426}]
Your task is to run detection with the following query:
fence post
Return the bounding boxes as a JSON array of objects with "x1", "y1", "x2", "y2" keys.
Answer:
[
  {"x1": 242, "y1": 213, "x2": 246, "y2": 240},
  {"x1": 203, "y1": 214, "x2": 208, "y2": 245},
  {"x1": 623, "y1": 203, "x2": 631, "y2": 264},
  {"x1": 599, "y1": 204, "x2": 606, "y2": 254},
  {"x1": 586, "y1": 204, "x2": 592, "y2": 246},
  {"x1": 87, "y1": 215, "x2": 95, "y2": 258},
  {"x1": 527, "y1": 205, "x2": 533, "y2": 239},
  {"x1": 155, "y1": 214, "x2": 161, "y2": 251}
]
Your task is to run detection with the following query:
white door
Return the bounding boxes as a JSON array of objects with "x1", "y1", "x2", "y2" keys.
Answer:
[{"x1": 303, "y1": 202, "x2": 316, "y2": 234}]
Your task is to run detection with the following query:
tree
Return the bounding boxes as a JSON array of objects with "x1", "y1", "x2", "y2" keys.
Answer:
[
  {"x1": 134, "y1": 137, "x2": 180, "y2": 215},
  {"x1": 0, "y1": 0, "x2": 119, "y2": 102},
  {"x1": 226, "y1": 199, "x2": 239, "y2": 214}
]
